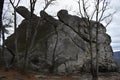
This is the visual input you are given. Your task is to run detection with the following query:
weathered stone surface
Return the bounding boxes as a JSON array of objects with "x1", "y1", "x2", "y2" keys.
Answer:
[
  {"x1": 5, "y1": 6, "x2": 116, "y2": 73},
  {"x1": 16, "y1": 6, "x2": 38, "y2": 19}
]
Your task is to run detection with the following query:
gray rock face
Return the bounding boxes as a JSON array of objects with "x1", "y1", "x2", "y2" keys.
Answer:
[{"x1": 5, "y1": 6, "x2": 116, "y2": 73}]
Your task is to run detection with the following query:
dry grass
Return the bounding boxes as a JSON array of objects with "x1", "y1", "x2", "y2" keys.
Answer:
[{"x1": 0, "y1": 67, "x2": 120, "y2": 80}]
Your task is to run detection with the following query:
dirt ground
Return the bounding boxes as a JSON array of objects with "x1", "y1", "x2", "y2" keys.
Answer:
[
  {"x1": 0, "y1": 67, "x2": 80, "y2": 80},
  {"x1": 0, "y1": 67, "x2": 120, "y2": 80}
]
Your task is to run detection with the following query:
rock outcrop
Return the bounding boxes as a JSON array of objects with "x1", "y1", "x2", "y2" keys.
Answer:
[{"x1": 5, "y1": 6, "x2": 117, "y2": 73}]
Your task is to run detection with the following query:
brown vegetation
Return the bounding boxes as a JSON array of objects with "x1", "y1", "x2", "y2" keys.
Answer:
[{"x1": 0, "y1": 67, "x2": 120, "y2": 80}]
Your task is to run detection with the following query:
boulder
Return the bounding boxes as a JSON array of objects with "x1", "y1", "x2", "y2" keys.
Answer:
[{"x1": 5, "y1": 6, "x2": 116, "y2": 73}]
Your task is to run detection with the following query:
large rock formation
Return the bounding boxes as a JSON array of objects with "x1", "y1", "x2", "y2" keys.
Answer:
[{"x1": 5, "y1": 6, "x2": 117, "y2": 73}]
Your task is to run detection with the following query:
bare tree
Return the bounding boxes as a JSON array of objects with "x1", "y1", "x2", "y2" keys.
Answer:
[
  {"x1": 42, "y1": 0, "x2": 58, "y2": 73},
  {"x1": 22, "y1": 0, "x2": 37, "y2": 72},
  {"x1": 9, "y1": 0, "x2": 21, "y2": 68},
  {"x1": 10, "y1": 0, "x2": 56, "y2": 72},
  {"x1": 0, "y1": 0, "x2": 8, "y2": 70},
  {"x1": 29, "y1": 0, "x2": 56, "y2": 50},
  {"x1": 77, "y1": 0, "x2": 115, "y2": 79},
  {"x1": 56, "y1": 0, "x2": 116, "y2": 79}
]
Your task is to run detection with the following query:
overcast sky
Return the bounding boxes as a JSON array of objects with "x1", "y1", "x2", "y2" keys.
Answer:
[
  {"x1": 4, "y1": 0, "x2": 120, "y2": 51},
  {"x1": 106, "y1": 0, "x2": 120, "y2": 51}
]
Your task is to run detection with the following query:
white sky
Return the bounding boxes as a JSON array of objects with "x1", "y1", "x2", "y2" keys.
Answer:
[
  {"x1": 3, "y1": 0, "x2": 120, "y2": 51},
  {"x1": 106, "y1": 0, "x2": 120, "y2": 51}
]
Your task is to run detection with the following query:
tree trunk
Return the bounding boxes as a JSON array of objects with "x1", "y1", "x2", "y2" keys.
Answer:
[
  {"x1": 14, "y1": 10, "x2": 19, "y2": 68},
  {"x1": 0, "y1": 0, "x2": 4, "y2": 57},
  {"x1": 0, "y1": 0, "x2": 4, "y2": 40},
  {"x1": 0, "y1": 0, "x2": 4, "y2": 29},
  {"x1": 23, "y1": 0, "x2": 36, "y2": 72},
  {"x1": 0, "y1": 0, "x2": 9, "y2": 70}
]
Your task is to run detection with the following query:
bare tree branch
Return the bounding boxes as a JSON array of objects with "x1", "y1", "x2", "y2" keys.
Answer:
[
  {"x1": 78, "y1": 0, "x2": 84, "y2": 17},
  {"x1": 98, "y1": 0, "x2": 109, "y2": 21},
  {"x1": 100, "y1": 11, "x2": 116, "y2": 22},
  {"x1": 82, "y1": 0, "x2": 89, "y2": 18},
  {"x1": 90, "y1": 9, "x2": 96, "y2": 20},
  {"x1": 9, "y1": 0, "x2": 20, "y2": 8},
  {"x1": 16, "y1": 0, "x2": 20, "y2": 7},
  {"x1": 105, "y1": 16, "x2": 112, "y2": 27},
  {"x1": 43, "y1": 0, "x2": 56, "y2": 11}
]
